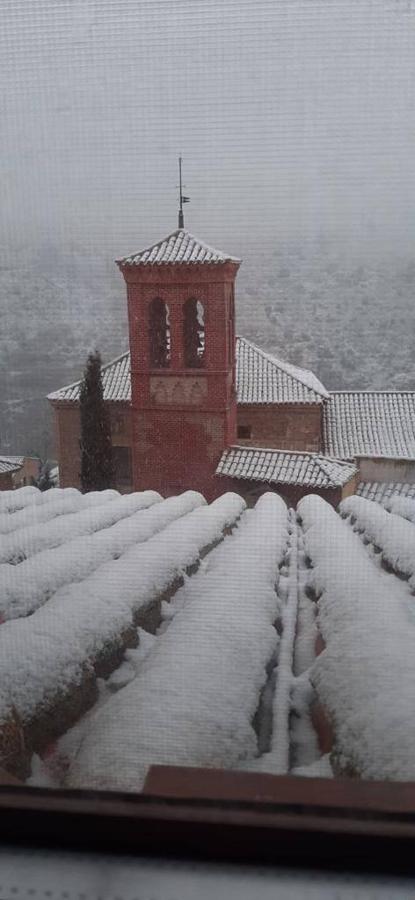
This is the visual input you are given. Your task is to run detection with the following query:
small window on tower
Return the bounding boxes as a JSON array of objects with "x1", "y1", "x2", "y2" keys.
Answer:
[
  {"x1": 237, "y1": 424, "x2": 252, "y2": 439},
  {"x1": 149, "y1": 297, "x2": 171, "y2": 368},
  {"x1": 184, "y1": 298, "x2": 205, "y2": 368}
]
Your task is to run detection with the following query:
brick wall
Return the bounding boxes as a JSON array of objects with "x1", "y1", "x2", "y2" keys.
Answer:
[
  {"x1": 132, "y1": 408, "x2": 230, "y2": 501},
  {"x1": 52, "y1": 404, "x2": 81, "y2": 489},
  {"x1": 52, "y1": 403, "x2": 132, "y2": 491},
  {"x1": 358, "y1": 457, "x2": 415, "y2": 484},
  {"x1": 0, "y1": 472, "x2": 14, "y2": 491},
  {"x1": 236, "y1": 404, "x2": 322, "y2": 452},
  {"x1": 121, "y1": 259, "x2": 239, "y2": 502},
  {"x1": 340, "y1": 472, "x2": 359, "y2": 499},
  {"x1": 13, "y1": 458, "x2": 41, "y2": 488}
]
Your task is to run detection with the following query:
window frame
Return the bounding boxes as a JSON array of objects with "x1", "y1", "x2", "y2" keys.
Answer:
[{"x1": 1, "y1": 767, "x2": 415, "y2": 875}]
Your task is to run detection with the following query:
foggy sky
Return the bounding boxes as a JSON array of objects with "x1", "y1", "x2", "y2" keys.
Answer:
[{"x1": 1, "y1": 0, "x2": 415, "y2": 259}]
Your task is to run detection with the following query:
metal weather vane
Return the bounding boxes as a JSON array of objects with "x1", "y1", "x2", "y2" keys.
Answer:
[{"x1": 178, "y1": 156, "x2": 190, "y2": 228}]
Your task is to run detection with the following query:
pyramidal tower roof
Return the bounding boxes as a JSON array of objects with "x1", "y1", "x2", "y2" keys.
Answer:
[{"x1": 116, "y1": 228, "x2": 241, "y2": 267}]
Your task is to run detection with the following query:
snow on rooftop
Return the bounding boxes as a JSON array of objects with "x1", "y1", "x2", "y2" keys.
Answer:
[
  {"x1": 49, "y1": 353, "x2": 415, "y2": 464},
  {"x1": 324, "y1": 391, "x2": 415, "y2": 460},
  {"x1": 116, "y1": 228, "x2": 241, "y2": 267},
  {"x1": 47, "y1": 351, "x2": 131, "y2": 404},
  {"x1": 2, "y1": 485, "x2": 415, "y2": 788},
  {"x1": 0, "y1": 456, "x2": 24, "y2": 475},
  {"x1": 340, "y1": 495, "x2": 415, "y2": 588},
  {"x1": 48, "y1": 337, "x2": 328, "y2": 406},
  {"x1": 216, "y1": 446, "x2": 357, "y2": 489},
  {"x1": 299, "y1": 494, "x2": 415, "y2": 781},
  {"x1": 67, "y1": 493, "x2": 289, "y2": 791},
  {"x1": 235, "y1": 337, "x2": 328, "y2": 404},
  {"x1": 0, "y1": 490, "x2": 244, "y2": 730},
  {"x1": 357, "y1": 481, "x2": 415, "y2": 505}
]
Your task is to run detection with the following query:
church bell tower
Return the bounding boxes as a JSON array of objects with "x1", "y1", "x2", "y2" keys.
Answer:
[{"x1": 116, "y1": 228, "x2": 240, "y2": 500}]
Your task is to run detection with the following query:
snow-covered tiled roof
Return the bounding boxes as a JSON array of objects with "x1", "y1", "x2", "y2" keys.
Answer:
[
  {"x1": 117, "y1": 228, "x2": 240, "y2": 267},
  {"x1": 324, "y1": 392, "x2": 415, "y2": 460},
  {"x1": 48, "y1": 337, "x2": 328, "y2": 406},
  {"x1": 0, "y1": 456, "x2": 24, "y2": 475},
  {"x1": 216, "y1": 446, "x2": 357, "y2": 489},
  {"x1": 48, "y1": 352, "x2": 131, "y2": 404},
  {"x1": 236, "y1": 337, "x2": 328, "y2": 404},
  {"x1": 357, "y1": 482, "x2": 415, "y2": 504}
]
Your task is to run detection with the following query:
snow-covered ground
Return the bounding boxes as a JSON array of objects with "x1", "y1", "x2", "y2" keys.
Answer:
[{"x1": 1, "y1": 485, "x2": 414, "y2": 789}]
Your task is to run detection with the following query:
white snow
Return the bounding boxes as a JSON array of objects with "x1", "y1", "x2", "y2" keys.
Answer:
[
  {"x1": 0, "y1": 489, "x2": 116, "y2": 535},
  {"x1": 289, "y1": 673, "x2": 321, "y2": 771},
  {"x1": 0, "y1": 491, "x2": 204, "y2": 621},
  {"x1": 340, "y1": 494, "x2": 415, "y2": 585},
  {"x1": 0, "y1": 492, "x2": 245, "y2": 728},
  {"x1": 386, "y1": 495, "x2": 415, "y2": 524},
  {"x1": 291, "y1": 754, "x2": 333, "y2": 778},
  {"x1": 66, "y1": 492, "x2": 288, "y2": 792},
  {"x1": 254, "y1": 509, "x2": 298, "y2": 775},
  {"x1": 29, "y1": 629, "x2": 159, "y2": 787},
  {"x1": 0, "y1": 491, "x2": 160, "y2": 564},
  {"x1": 0, "y1": 485, "x2": 40, "y2": 514},
  {"x1": 298, "y1": 493, "x2": 415, "y2": 781}
]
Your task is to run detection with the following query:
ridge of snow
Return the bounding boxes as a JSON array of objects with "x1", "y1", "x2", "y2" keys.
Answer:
[
  {"x1": 0, "y1": 493, "x2": 245, "y2": 726},
  {"x1": 298, "y1": 494, "x2": 415, "y2": 781},
  {"x1": 67, "y1": 493, "x2": 288, "y2": 791},
  {"x1": 0, "y1": 491, "x2": 160, "y2": 564},
  {"x1": 386, "y1": 495, "x2": 415, "y2": 525},
  {"x1": 0, "y1": 492, "x2": 204, "y2": 621},
  {"x1": 0, "y1": 489, "x2": 117, "y2": 536},
  {"x1": 340, "y1": 495, "x2": 415, "y2": 586}
]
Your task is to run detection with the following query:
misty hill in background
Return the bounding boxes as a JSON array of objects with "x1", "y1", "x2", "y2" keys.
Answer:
[
  {"x1": 1, "y1": 239, "x2": 414, "y2": 457},
  {"x1": 2, "y1": 1, "x2": 415, "y2": 456}
]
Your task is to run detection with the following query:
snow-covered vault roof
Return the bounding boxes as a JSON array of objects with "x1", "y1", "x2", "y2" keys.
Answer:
[
  {"x1": 48, "y1": 337, "x2": 328, "y2": 406},
  {"x1": 216, "y1": 446, "x2": 357, "y2": 489},
  {"x1": 0, "y1": 456, "x2": 24, "y2": 475},
  {"x1": 116, "y1": 228, "x2": 241, "y2": 267},
  {"x1": 3, "y1": 485, "x2": 415, "y2": 787},
  {"x1": 324, "y1": 391, "x2": 415, "y2": 460}
]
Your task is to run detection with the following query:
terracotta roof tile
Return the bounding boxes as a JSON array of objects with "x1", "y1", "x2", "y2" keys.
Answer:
[
  {"x1": 216, "y1": 446, "x2": 357, "y2": 489},
  {"x1": 357, "y1": 482, "x2": 415, "y2": 503},
  {"x1": 324, "y1": 392, "x2": 415, "y2": 459},
  {"x1": 48, "y1": 338, "x2": 328, "y2": 406},
  {"x1": 48, "y1": 352, "x2": 131, "y2": 404},
  {"x1": 117, "y1": 228, "x2": 240, "y2": 267},
  {"x1": 236, "y1": 337, "x2": 328, "y2": 404},
  {"x1": 0, "y1": 456, "x2": 24, "y2": 475}
]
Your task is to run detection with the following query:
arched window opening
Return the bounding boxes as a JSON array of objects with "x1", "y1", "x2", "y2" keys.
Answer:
[
  {"x1": 149, "y1": 298, "x2": 171, "y2": 368},
  {"x1": 184, "y1": 298, "x2": 205, "y2": 368}
]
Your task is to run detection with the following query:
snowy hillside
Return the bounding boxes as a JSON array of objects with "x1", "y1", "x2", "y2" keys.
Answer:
[
  {"x1": 3, "y1": 242, "x2": 415, "y2": 457},
  {"x1": 1, "y1": 485, "x2": 415, "y2": 790}
]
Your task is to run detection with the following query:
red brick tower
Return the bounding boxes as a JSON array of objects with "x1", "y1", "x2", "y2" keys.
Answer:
[{"x1": 117, "y1": 229, "x2": 241, "y2": 500}]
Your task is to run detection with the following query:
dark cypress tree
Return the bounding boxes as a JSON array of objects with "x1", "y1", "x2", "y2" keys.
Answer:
[
  {"x1": 79, "y1": 350, "x2": 115, "y2": 492},
  {"x1": 38, "y1": 461, "x2": 53, "y2": 492}
]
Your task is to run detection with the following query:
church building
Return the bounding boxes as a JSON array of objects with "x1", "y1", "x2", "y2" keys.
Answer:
[{"x1": 48, "y1": 228, "x2": 415, "y2": 505}]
